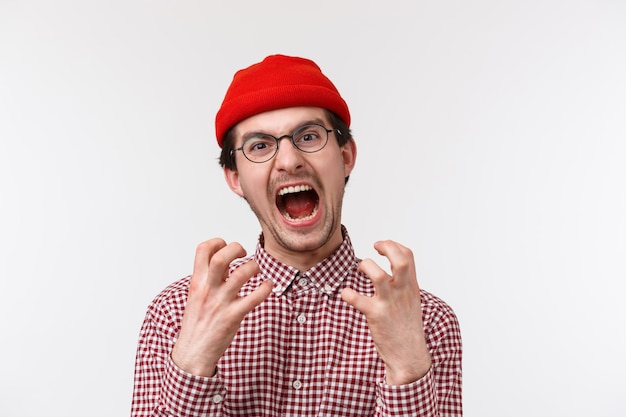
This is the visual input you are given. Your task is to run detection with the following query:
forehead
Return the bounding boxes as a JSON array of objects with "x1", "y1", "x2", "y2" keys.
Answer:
[{"x1": 233, "y1": 107, "x2": 330, "y2": 141}]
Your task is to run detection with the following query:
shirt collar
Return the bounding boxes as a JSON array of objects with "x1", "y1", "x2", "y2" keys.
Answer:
[{"x1": 254, "y1": 226, "x2": 358, "y2": 297}]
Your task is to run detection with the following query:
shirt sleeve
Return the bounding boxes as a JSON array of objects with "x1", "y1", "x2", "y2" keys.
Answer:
[
  {"x1": 159, "y1": 357, "x2": 226, "y2": 416},
  {"x1": 375, "y1": 293, "x2": 463, "y2": 416},
  {"x1": 131, "y1": 281, "x2": 226, "y2": 417}
]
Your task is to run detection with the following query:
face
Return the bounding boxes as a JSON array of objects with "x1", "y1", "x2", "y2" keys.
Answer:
[{"x1": 224, "y1": 107, "x2": 357, "y2": 268}]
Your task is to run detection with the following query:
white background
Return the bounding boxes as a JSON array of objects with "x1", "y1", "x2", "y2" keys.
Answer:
[{"x1": 1, "y1": 1, "x2": 625, "y2": 416}]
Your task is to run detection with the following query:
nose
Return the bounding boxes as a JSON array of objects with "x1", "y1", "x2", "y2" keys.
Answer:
[{"x1": 273, "y1": 137, "x2": 304, "y2": 173}]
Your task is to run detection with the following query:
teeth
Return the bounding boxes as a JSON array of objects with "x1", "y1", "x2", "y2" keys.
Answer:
[
  {"x1": 278, "y1": 184, "x2": 312, "y2": 196},
  {"x1": 282, "y1": 205, "x2": 319, "y2": 222}
]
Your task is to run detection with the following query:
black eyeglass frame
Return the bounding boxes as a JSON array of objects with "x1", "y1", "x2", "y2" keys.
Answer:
[{"x1": 229, "y1": 124, "x2": 341, "y2": 164}]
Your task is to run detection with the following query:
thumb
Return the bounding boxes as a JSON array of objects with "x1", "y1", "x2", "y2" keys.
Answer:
[{"x1": 341, "y1": 287, "x2": 369, "y2": 314}]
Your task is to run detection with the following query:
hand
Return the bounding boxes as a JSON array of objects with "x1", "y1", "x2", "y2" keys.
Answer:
[
  {"x1": 172, "y1": 238, "x2": 274, "y2": 376},
  {"x1": 341, "y1": 240, "x2": 431, "y2": 385}
]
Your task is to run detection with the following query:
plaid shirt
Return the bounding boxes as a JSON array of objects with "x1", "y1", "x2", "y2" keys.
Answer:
[{"x1": 132, "y1": 229, "x2": 462, "y2": 416}]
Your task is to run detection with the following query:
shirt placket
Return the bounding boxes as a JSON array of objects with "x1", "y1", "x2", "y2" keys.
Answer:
[{"x1": 281, "y1": 273, "x2": 325, "y2": 415}]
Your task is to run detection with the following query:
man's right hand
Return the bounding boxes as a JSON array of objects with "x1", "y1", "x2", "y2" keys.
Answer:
[{"x1": 171, "y1": 238, "x2": 274, "y2": 376}]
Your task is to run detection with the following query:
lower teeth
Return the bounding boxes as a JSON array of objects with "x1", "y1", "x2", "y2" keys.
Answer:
[{"x1": 283, "y1": 206, "x2": 318, "y2": 222}]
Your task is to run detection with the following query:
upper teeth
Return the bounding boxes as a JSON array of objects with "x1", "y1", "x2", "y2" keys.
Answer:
[{"x1": 278, "y1": 185, "x2": 312, "y2": 196}]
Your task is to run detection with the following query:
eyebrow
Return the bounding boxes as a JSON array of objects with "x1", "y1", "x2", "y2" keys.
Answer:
[{"x1": 240, "y1": 118, "x2": 328, "y2": 141}]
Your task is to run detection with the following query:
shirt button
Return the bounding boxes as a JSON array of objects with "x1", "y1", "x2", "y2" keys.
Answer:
[
  {"x1": 298, "y1": 277, "x2": 309, "y2": 287},
  {"x1": 292, "y1": 379, "x2": 302, "y2": 390},
  {"x1": 323, "y1": 284, "x2": 332, "y2": 294},
  {"x1": 296, "y1": 314, "x2": 307, "y2": 324},
  {"x1": 273, "y1": 284, "x2": 283, "y2": 294},
  {"x1": 212, "y1": 394, "x2": 223, "y2": 404}
]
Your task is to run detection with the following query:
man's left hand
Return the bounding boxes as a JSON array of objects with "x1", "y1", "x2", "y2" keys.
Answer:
[{"x1": 341, "y1": 240, "x2": 432, "y2": 385}]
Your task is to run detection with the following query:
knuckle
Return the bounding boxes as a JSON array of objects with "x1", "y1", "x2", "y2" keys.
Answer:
[
  {"x1": 209, "y1": 251, "x2": 230, "y2": 269},
  {"x1": 368, "y1": 268, "x2": 388, "y2": 282},
  {"x1": 396, "y1": 257, "x2": 411, "y2": 269},
  {"x1": 188, "y1": 278, "x2": 200, "y2": 292}
]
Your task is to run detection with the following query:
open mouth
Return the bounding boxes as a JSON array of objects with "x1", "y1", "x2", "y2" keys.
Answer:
[{"x1": 276, "y1": 184, "x2": 319, "y2": 222}]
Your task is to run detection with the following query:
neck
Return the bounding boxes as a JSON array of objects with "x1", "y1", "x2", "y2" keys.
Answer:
[{"x1": 261, "y1": 227, "x2": 345, "y2": 272}]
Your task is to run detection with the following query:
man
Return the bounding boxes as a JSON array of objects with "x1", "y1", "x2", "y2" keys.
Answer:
[{"x1": 132, "y1": 54, "x2": 462, "y2": 416}]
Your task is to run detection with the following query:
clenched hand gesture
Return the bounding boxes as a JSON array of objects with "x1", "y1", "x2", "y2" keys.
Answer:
[
  {"x1": 172, "y1": 239, "x2": 274, "y2": 376},
  {"x1": 341, "y1": 240, "x2": 432, "y2": 385}
]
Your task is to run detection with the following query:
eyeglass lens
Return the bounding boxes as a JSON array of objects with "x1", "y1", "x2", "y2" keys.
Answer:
[{"x1": 242, "y1": 124, "x2": 329, "y2": 163}]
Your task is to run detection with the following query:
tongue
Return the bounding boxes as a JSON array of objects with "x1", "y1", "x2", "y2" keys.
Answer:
[{"x1": 283, "y1": 192, "x2": 316, "y2": 219}]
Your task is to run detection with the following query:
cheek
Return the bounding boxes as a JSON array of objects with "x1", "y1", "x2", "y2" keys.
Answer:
[
  {"x1": 320, "y1": 165, "x2": 348, "y2": 199},
  {"x1": 238, "y1": 171, "x2": 270, "y2": 201}
]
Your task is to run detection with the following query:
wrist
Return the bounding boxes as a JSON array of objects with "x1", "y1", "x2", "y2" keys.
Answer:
[
  {"x1": 385, "y1": 356, "x2": 431, "y2": 386},
  {"x1": 171, "y1": 345, "x2": 219, "y2": 377}
]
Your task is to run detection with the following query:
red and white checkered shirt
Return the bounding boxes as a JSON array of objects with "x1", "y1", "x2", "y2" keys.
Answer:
[{"x1": 132, "y1": 229, "x2": 462, "y2": 416}]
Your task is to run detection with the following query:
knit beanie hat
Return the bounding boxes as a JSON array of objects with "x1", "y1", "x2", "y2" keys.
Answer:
[{"x1": 215, "y1": 54, "x2": 351, "y2": 147}]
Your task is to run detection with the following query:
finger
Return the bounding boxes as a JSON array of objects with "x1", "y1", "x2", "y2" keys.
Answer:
[
  {"x1": 340, "y1": 287, "x2": 372, "y2": 314},
  {"x1": 190, "y1": 238, "x2": 227, "y2": 291},
  {"x1": 226, "y1": 259, "x2": 261, "y2": 289},
  {"x1": 236, "y1": 279, "x2": 274, "y2": 315},
  {"x1": 358, "y1": 258, "x2": 393, "y2": 299},
  {"x1": 373, "y1": 240, "x2": 417, "y2": 286},
  {"x1": 193, "y1": 238, "x2": 226, "y2": 273},
  {"x1": 205, "y1": 242, "x2": 247, "y2": 286}
]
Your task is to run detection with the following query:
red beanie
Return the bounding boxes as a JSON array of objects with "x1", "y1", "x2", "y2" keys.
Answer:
[{"x1": 215, "y1": 54, "x2": 351, "y2": 147}]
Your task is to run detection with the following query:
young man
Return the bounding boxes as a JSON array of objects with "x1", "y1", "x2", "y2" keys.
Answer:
[{"x1": 132, "y1": 55, "x2": 462, "y2": 416}]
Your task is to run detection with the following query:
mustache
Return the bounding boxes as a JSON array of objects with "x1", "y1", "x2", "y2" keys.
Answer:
[{"x1": 269, "y1": 173, "x2": 322, "y2": 192}]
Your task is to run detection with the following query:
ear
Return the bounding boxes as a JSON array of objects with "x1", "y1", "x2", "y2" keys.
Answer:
[
  {"x1": 224, "y1": 167, "x2": 244, "y2": 197},
  {"x1": 341, "y1": 139, "x2": 357, "y2": 178}
]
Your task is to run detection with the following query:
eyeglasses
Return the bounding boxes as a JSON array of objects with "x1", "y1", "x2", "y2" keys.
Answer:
[{"x1": 230, "y1": 124, "x2": 341, "y2": 163}]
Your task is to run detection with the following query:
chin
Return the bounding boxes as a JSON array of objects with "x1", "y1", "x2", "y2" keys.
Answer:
[{"x1": 273, "y1": 220, "x2": 339, "y2": 252}]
